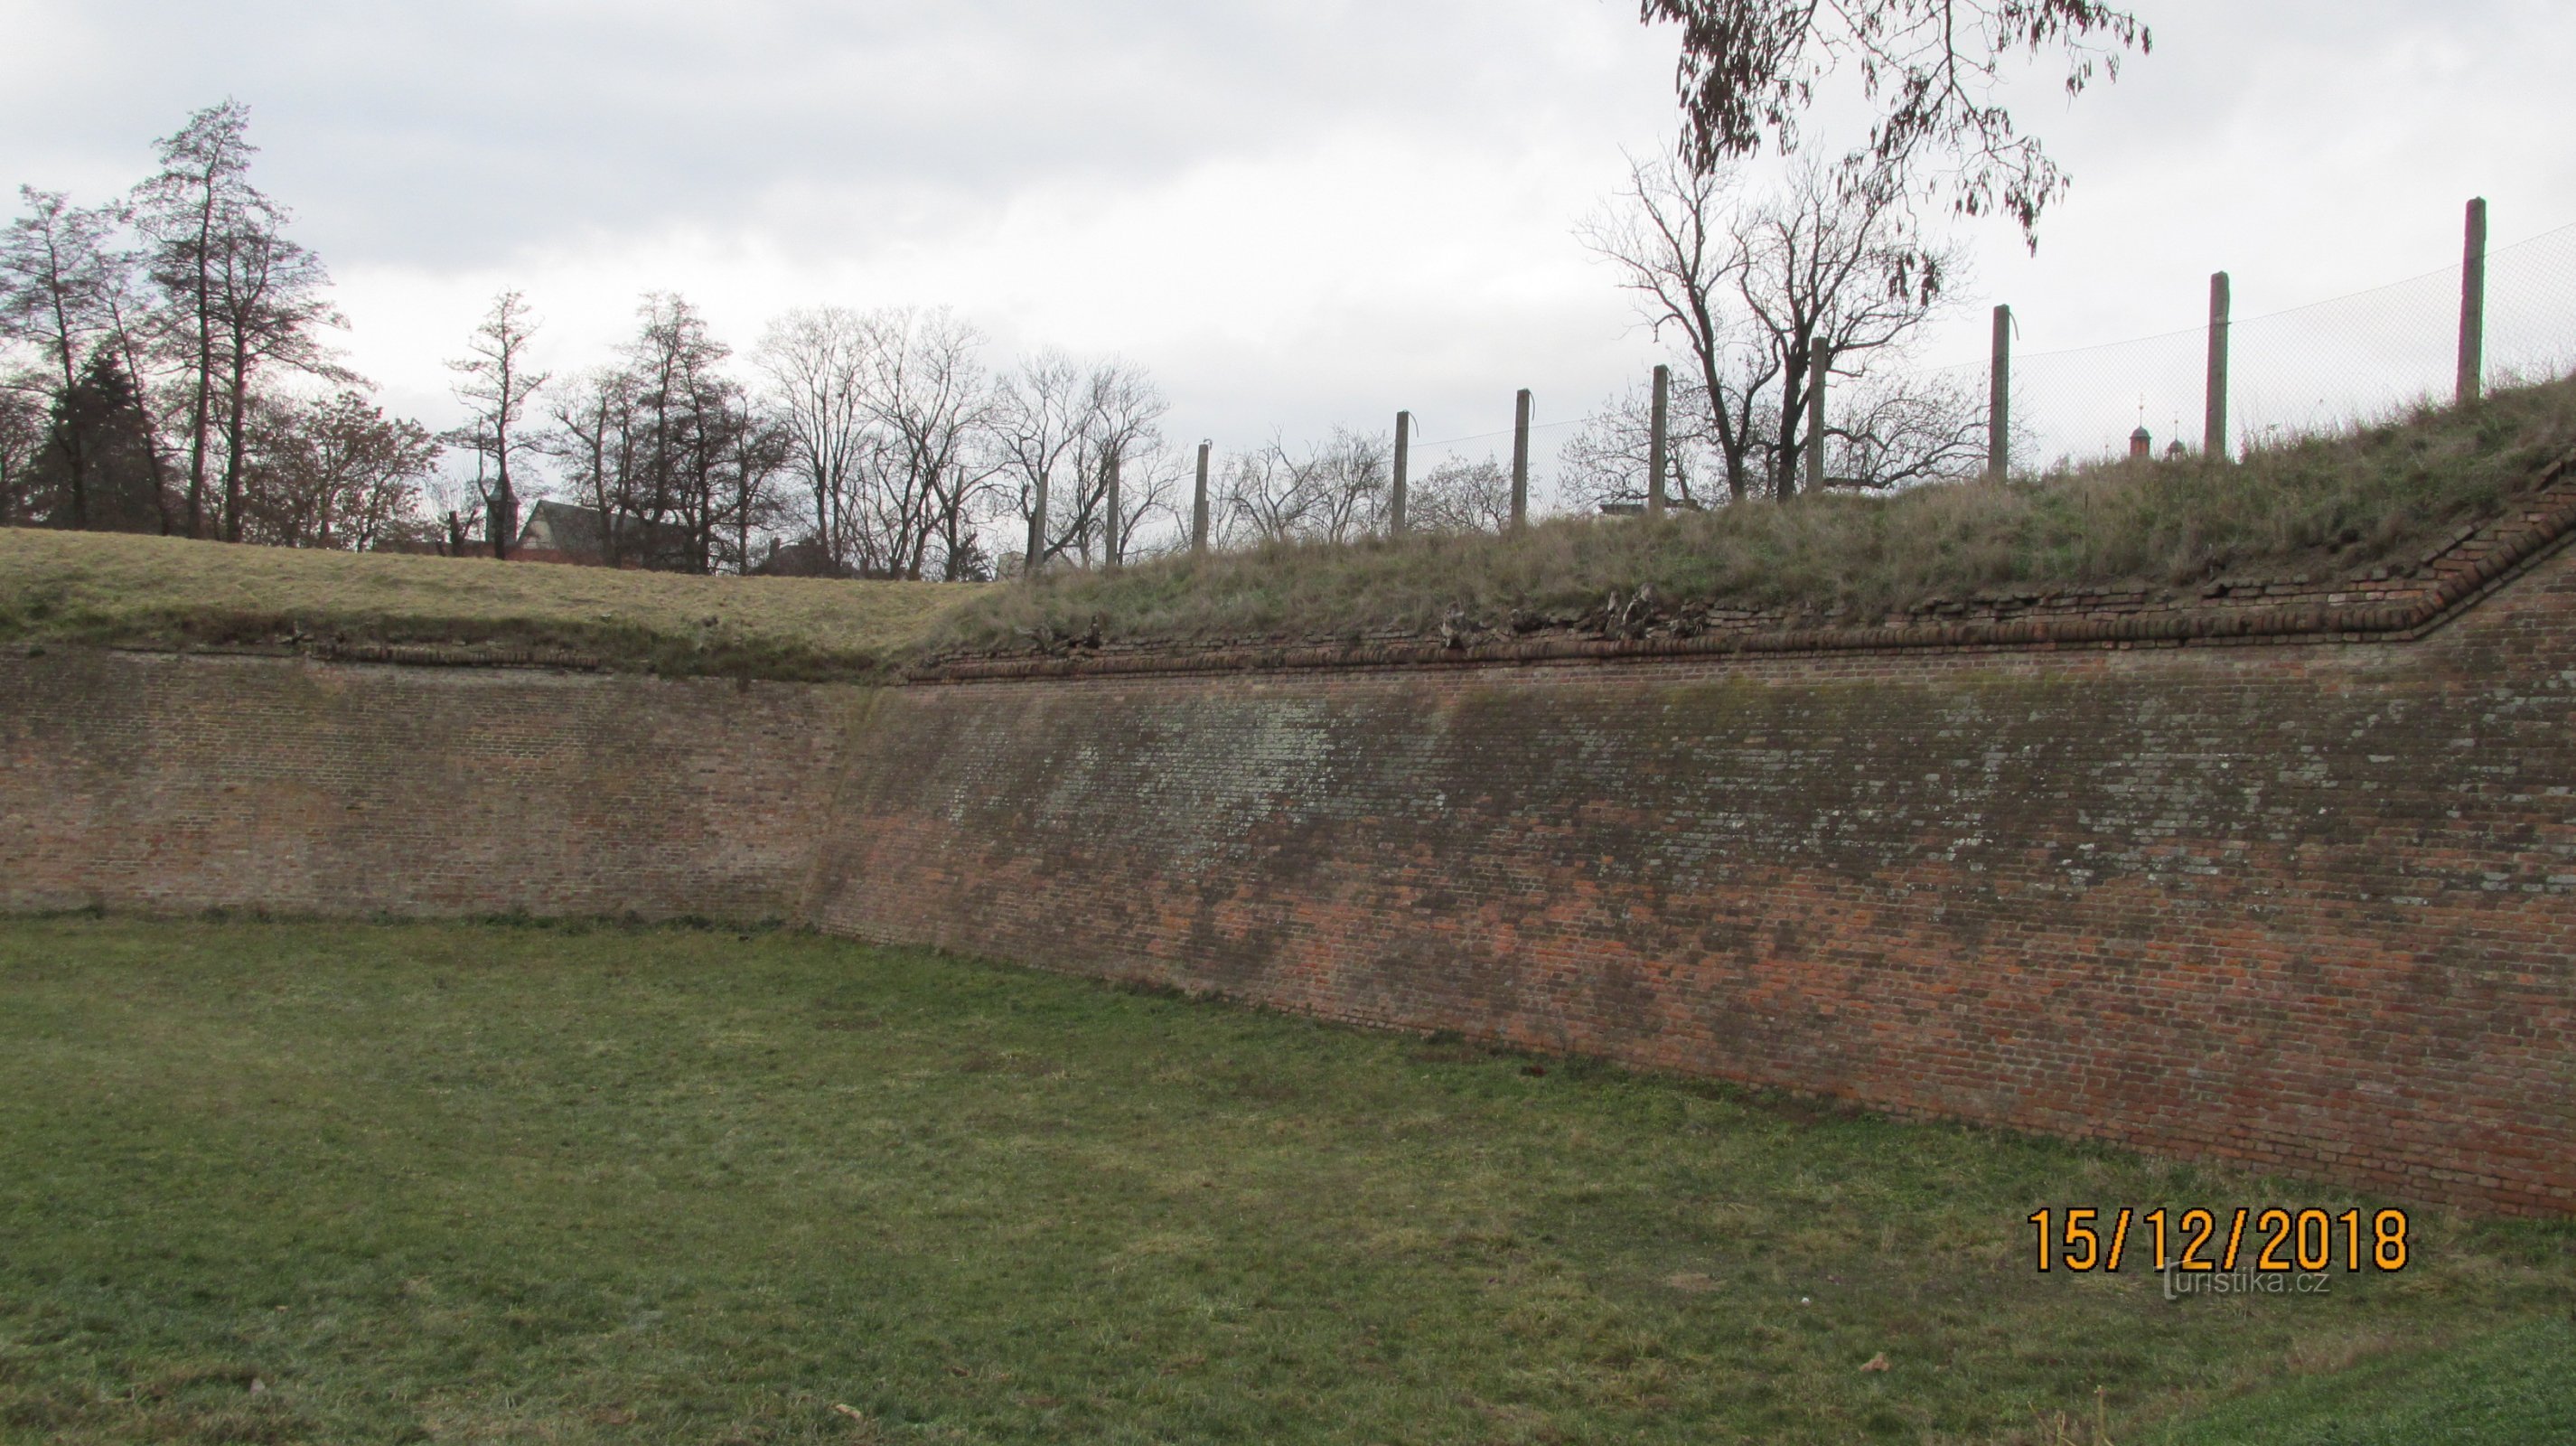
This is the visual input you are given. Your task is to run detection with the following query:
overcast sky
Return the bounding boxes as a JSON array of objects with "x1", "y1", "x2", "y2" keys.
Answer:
[{"x1": 4, "y1": 0, "x2": 2571, "y2": 483}]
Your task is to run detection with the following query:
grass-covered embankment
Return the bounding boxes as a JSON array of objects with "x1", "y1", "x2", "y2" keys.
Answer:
[
  {"x1": 5, "y1": 377, "x2": 2572, "y2": 678},
  {"x1": 0, "y1": 531, "x2": 974, "y2": 681},
  {"x1": 936, "y1": 375, "x2": 2576, "y2": 657},
  {"x1": 1, "y1": 916, "x2": 2569, "y2": 1444},
  {"x1": 2140, "y1": 1315, "x2": 2576, "y2": 1446}
]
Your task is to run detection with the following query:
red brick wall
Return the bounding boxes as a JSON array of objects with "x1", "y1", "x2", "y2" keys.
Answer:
[
  {"x1": 810, "y1": 544, "x2": 2576, "y2": 1216},
  {"x1": 8, "y1": 543, "x2": 2575, "y2": 1214},
  {"x1": 0, "y1": 650, "x2": 853, "y2": 920}
]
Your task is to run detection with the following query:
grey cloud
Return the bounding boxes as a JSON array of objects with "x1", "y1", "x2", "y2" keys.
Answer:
[{"x1": 4, "y1": 0, "x2": 1665, "y2": 266}]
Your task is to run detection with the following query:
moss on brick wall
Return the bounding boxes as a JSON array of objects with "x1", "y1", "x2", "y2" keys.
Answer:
[
  {"x1": 9, "y1": 537, "x2": 2576, "y2": 1215},
  {"x1": 812, "y1": 546, "x2": 2576, "y2": 1216}
]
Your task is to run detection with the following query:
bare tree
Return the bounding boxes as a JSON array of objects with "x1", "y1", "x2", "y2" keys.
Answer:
[
  {"x1": 130, "y1": 100, "x2": 261, "y2": 539},
  {"x1": 241, "y1": 390, "x2": 441, "y2": 549},
  {"x1": 126, "y1": 102, "x2": 351, "y2": 542},
  {"x1": 1219, "y1": 428, "x2": 1389, "y2": 545},
  {"x1": 623, "y1": 292, "x2": 735, "y2": 571},
  {"x1": 1104, "y1": 441, "x2": 1185, "y2": 562},
  {"x1": 1214, "y1": 446, "x2": 1302, "y2": 547},
  {"x1": 446, "y1": 291, "x2": 549, "y2": 557},
  {"x1": 722, "y1": 408, "x2": 795, "y2": 576},
  {"x1": 97, "y1": 252, "x2": 176, "y2": 532},
  {"x1": 755, "y1": 305, "x2": 874, "y2": 571},
  {"x1": 1410, "y1": 455, "x2": 1522, "y2": 533},
  {"x1": 1583, "y1": 157, "x2": 1957, "y2": 502},
  {"x1": 545, "y1": 365, "x2": 642, "y2": 568},
  {"x1": 990, "y1": 350, "x2": 1092, "y2": 571},
  {"x1": 1820, "y1": 368, "x2": 1986, "y2": 488},
  {"x1": 536, "y1": 295, "x2": 798, "y2": 575},
  {"x1": 209, "y1": 224, "x2": 346, "y2": 541},
  {"x1": 1638, "y1": 0, "x2": 2150, "y2": 241},
  {"x1": 0, "y1": 190, "x2": 120, "y2": 527},
  {"x1": 1081, "y1": 362, "x2": 1167, "y2": 567},
  {"x1": 856, "y1": 306, "x2": 992, "y2": 580},
  {"x1": 1560, "y1": 376, "x2": 1719, "y2": 512},
  {"x1": 1580, "y1": 161, "x2": 1765, "y2": 502}
]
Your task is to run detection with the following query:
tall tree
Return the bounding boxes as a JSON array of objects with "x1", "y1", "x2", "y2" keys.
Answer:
[
  {"x1": 130, "y1": 100, "x2": 261, "y2": 539},
  {"x1": 445, "y1": 291, "x2": 549, "y2": 558},
  {"x1": 721, "y1": 409, "x2": 794, "y2": 577},
  {"x1": 546, "y1": 366, "x2": 642, "y2": 568},
  {"x1": 1638, "y1": 0, "x2": 2150, "y2": 241},
  {"x1": 755, "y1": 306, "x2": 875, "y2": 571},
  {"x1": 856, "y1": 307, "x2": 991, "y2": 580},
  {"x1": 1082, "y1": 362, "x2": 1166, "y2": 568},
  {"x1": 990, "y1": 353, "x2": 1171, "y2": 571},
  {"x1": 210, "y1": 224, "x2": 345, "y2": 540},
  {"x1": 130, "y1": 100, "x2": 344, "y2": 541},
  {"x1": 1583, "y1": 159, "x2": 1955, "y2": 501},
  {"x1": 623, "y1": 292, "x2": 733, "y2": 572},
  {"x1": 0, "y1": 190, "x2": 120, "y2": 527},
  {"x1": 97, "y1": 249, "x2": 177, "y2": 533},
  {"x1": 992, "y1": 351, "x2": 1093, "y2": 572}
]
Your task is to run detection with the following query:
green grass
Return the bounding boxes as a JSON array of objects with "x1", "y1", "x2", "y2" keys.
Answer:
[
  {"x1": 1, "y1": 918, "x2": 2568, "y2": 1444},
  {"x1": 935, "y1": 375, "x2": 2576, "y2": 657},
  {"x1": 0, "y1": 530, "x2": 975, "y2": 681},
  {"x1": 2137, "y1": 1316, "x2": 2576, "y2": 1445}
]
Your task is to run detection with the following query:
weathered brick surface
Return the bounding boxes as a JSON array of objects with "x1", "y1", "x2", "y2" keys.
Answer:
[
  {"x1": 813, "y1": 542, "x2": 2576, "y2": 1216},
  {"x1": 8, "y1": 540, "x2": 2576, "y2": 1216},
  {"x1": 0, "y1": 650, "x2": 853, "y2": 920}
]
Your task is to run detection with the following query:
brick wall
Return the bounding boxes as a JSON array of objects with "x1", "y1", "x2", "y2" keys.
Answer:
[
  {"x1": 0, "y1": 650, "x2": 855, "y2": 920},
  {"x1": 810, "y1": 542, "x2": 2576, "y2": 1216},
  {"x1": 7, "y1": 541, "x2": 2575, "y2": 1215}
]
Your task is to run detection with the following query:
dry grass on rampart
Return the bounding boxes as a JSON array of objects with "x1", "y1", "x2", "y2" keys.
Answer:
[
  {"x1": 0, "y1": 531, "x2": 976, "y2": 679},
  {"x1": 937, "y1": 374, "x2": 2576, "y2": 656},
  {"x1": 6, "y1": 376, "x2": 2571, "y2": 675}
]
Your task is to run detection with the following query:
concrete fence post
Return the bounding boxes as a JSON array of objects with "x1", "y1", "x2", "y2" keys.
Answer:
[
  {"x1": 1648, "y1": 365, "x2": 1669, "y2": 516},
  {"x1": 1804, "y1": 344, "x2": 1828, "y2": 495},
  {"x1": 1192, "y1": 441, "x2": 1211, "y2": 554},
  {"x1": 1103, "y1": 447, "x2": 1122, "y2": 571},
  {"x1": 1510, "y1": 389, "x2": 1532, "y2": 531},
  {"x1": 1391, "y1": 411, "x2": 1410, "y2": 535},
  {"x1": 2459, "y1": 197, "x2": 2488, "y2": 407},
  {"x1": 1026, "y1": 467, "x2": 1048, "y2": 577},
  {"x1": 2204, "y1": 271, "x2": 2231, "y2": 460},
  {"x1": 1988, "y1": 304, "x2": 2011, "y2": 481}
]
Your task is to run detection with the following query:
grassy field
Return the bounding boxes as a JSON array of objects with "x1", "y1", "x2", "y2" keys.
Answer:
[
  {"x1": 2140, "y1": 1316, "x2": 2575, "y2": 1446},
  {"x1": 0, "y1": 531, "x2": 973, "y2": 680},
  {"x1": 934, "y1": 374, "x2": 2576, "y2": 656},
  {"x1": 0, "y1": 917, "x2": 2568, "y2": 1445}
]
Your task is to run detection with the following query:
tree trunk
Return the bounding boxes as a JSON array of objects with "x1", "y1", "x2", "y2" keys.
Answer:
[
  {"x1": 1773, "y1": 339, "x2": 1810, "y2": 502},
  {"x1": 183, "y1": 186, "x2": 220, "y2": 540},
  {"x1": 220, "y1": 336, "x2": 249, "y2": 541}
]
